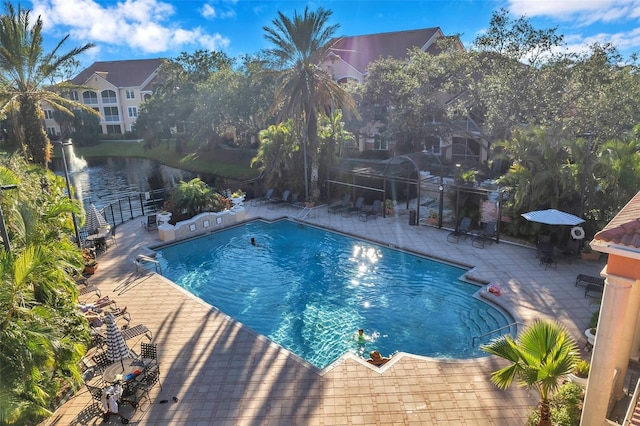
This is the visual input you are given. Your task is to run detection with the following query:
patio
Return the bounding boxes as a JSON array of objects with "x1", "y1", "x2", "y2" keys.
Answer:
[{"x1": 44, "y1": 203, "x2": 605, "y2": 425}]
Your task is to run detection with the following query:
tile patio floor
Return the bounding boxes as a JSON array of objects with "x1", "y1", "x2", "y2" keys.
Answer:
[{"x1": 44, "y1": 203, "x2": 606, "y2": 425}]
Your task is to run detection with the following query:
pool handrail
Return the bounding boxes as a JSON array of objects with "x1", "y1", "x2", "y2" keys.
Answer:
[{"x1": 471, "y1": 321, "x2": 522, "y2": 347}]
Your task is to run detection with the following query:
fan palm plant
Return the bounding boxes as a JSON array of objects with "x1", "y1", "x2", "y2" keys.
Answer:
[{"x1": 480, "y1": 319, "x2": 579, "y2": 426}]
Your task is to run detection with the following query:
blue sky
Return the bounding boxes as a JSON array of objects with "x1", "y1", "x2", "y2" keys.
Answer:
[{"x1": 23, "y1": 0, "x2": 640, "y2": 67}]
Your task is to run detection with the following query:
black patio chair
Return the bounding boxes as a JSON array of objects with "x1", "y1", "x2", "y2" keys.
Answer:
[
  {"x1": 447, "y1": 217, "x2": 472, "y2": 243},
  {"x1": 142, "y1": 214, "x2": 158, "y2": 231},
  {"x1": 472, "y1": 221, "x2": 497, "y2": 249}
]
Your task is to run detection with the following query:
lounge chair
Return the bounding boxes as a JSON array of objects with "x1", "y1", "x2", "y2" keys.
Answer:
[
  {"x1": 447, "y1": 217, "x2": 472, "y2": 243},
  {"x1": 341, "y1": 196, "x2": 365, "y2": 217},
  {"x1": 358, "y1": 200, "x2": 382, "y2": 222},
  {"x1": 328, "y1": 194, "x2": 351, "y2": 214},
  {"x1": 252, "y1": 188, "x2": 274, "y2": 206},
  {"x1": 472, "y1": 221, "x2": 496, "y2": 249},
  {"x1": 142, "y1": 214, "x2": 158, "y2": 231},
  {"x1": 268, "y1": 190, "x2": 290, "y2": 209},
  {"x1": 289, "y1": 193, "x2": 306, "y2": 209}
]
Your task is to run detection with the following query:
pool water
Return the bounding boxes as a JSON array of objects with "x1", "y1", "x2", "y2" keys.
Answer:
[{"x1": 156, "y1": 220, "x2": 514, "y2": 369}]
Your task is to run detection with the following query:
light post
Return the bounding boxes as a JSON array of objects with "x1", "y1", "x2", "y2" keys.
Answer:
[
  {"x1": 577, "y1": 132, "x2": 594, "y2": 219},
  {"x1": 0, "y1": 184, "x2": 17, "y2": 253},
  {"x1": 54, "y1": 140, "x2": 82, "y2": 248}
]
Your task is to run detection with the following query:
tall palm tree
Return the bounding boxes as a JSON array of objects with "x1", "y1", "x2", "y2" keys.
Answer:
[
  {"x1": 480, "y1": 320, "x2": 578, "y2": 426},
  {"x1": 263, "y1": 6, "x2": 358, "y2": 200},
  {"x1": 0, "y1": 3, "x2": 95, "y2": 165}
]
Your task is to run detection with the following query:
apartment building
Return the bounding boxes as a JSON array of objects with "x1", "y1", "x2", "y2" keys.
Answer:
[{"x1": 43, "y1": 58, "x2": 163, "y2": 138}]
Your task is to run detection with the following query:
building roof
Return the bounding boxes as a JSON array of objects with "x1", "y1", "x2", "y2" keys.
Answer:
[
  {"x1": 594, "y1": 191, "x2": 640, "y2": 249},
  {"x1": 71, "y1": 58, "x2": 164, "y2": 88},
  {"x1": 329, "y1": 27, "x2": 443, "y2": 74}
]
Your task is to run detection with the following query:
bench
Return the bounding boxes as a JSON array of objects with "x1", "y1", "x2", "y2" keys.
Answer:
[
  {"x1": 585, "y1": 282, "x2": 605, "y2": 298},
  {"x1": 576, "y1": 274, "x2": 605, "y2": 288}
]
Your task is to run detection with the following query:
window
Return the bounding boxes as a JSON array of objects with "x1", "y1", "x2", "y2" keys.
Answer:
[
  {"x1": 46, "y1": 127, "x2": 57, "y2": 137},
  {"x1": 126, "y1": 89, "x2": 135, "y2": 99},
  {"x1": 127, "y1": 107, "x2": 137, "y2": 118},
  {"x1": 82, "y1": 91, "x2": 98, "y2": 104},
  {"x1": 101, "y1": 90, "x2": 117, "y2": 104},
  {"x1": 44, "y1": 110, "x2": 53, "y2": 119},
  {"x1": 106, "y1": 125, "x2": 122, "y2": 134},
  {"x1": 69, "y1": 90, "x2": 79, "y2": 101},
  {"x1": 103, "y1": 107, "x2": 119, "y2": 122},
  {"x1": 373, "y1": 134, "x2": 388, "y2": 150}
]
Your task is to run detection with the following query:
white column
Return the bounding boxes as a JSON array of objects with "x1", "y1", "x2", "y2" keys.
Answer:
[
  {"x1": 612, "y1": 277, "x2": 640, "y2": 399},
  {"x1": 581, "y1": 273, "x2": 632, "y2": 425},
  {"x1": 630, "y1": 307, "x2": 640, "y2": 360}
]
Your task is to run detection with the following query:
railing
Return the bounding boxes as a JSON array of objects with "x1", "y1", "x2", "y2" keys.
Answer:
[
  {"x1": 82, "y1": 188, "x2": 169, "y2": 236},
  {"x1": 471, "y1": 322, "x2": 522, "y2": 347},
  {"x1": 134, "y1": 254, "x2": 162, "y2": 275}
]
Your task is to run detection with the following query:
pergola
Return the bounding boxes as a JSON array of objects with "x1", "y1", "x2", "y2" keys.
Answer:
[{"x1": 326, "y1": 149, "x2": 504, "y2": 242}]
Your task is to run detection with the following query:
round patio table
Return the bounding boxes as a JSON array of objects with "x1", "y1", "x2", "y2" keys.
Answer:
[{"x1": 103, "y1": 358, "x2": 144, "y2": 384}]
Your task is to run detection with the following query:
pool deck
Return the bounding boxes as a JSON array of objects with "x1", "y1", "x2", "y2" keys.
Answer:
[{"x1": 45, "y1": 204, "x2": 605, "y2": 425}]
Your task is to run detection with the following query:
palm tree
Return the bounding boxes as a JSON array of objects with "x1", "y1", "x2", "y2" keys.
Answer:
[
  {"x1": 0, "y1": 3, "x2": 95, "y2": 165},
  {"x1": 480, "y1": 319, "x2": 578, "y2": 426},
  {"x1": 263, "y1": 6, "x2": 358, "y2": 200}
]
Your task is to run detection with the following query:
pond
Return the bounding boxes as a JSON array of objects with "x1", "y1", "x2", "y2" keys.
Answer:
[{"x1": 50, "y1": 154, "x2": 201, "y2": 210}]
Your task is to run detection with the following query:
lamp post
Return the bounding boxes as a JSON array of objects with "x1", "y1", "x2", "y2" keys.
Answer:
[
  {"x1": 54, "y1": 140, "x2": 82, "y2": 248},
  {"x1": 577, "y1": 132, "x2": 594, "y2": 219},
  {"x1": 0, "y1": 184, "x2": 17, "y2": 253}
]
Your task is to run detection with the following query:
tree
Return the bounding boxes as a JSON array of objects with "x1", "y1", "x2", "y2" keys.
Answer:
[
  {"x1": 263, "y1": 6, "x2": 358, "y2": 199},
  {"x1": 135, "y1": 50, "x2": 233, "y2": 151},
  {"x1": 481, "y1": 320, "x2": 578, "y2": 426},
  {"x1": 0, "y1": 3, "x2": 94, "y2": 165},
  {"x1": 251, "y1": 120, "x2": 303, "y2": 192}
]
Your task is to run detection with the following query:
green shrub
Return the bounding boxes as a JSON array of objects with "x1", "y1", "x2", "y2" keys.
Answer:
[
  {"x1": 573, "y1": 359, "x2": 590, "y2": 378},
  {"x1": 527, "y1": 382, "x2": 584, "y2": 426}
]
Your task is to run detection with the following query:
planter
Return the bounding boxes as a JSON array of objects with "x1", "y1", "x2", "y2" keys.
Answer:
[
  {"x1": 305, "y1": 201, "x2": 316, "y2": 208},
  {"x1": 230, "y1": 196, "x2": 245, "y2": 209},
  {"x1": 157, "y1": 212, "x2": 172, "y2": 225},
  {"x1": 567, "y1": 373, "x2": 588, "y2": 387},
  {"x1": 426, "y1": 217, "x2": 438, "y2": 225},
  {"x1": 581, "y1": 252, "x2": 600, "y2": 261},
  {"x1": 585, "y1": 328, "x2": 596, "y2": 346},
  {"x1": 386, "y1": 208, "x2": 395, "y2": 216},
  {"x1": 83, "y1": 264, "x2": 98, "y2": 275}
]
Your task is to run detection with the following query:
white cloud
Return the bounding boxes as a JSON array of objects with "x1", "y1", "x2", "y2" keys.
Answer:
[
  {"x1": 31, "y1": 0, "x2": 230, "y2": 55},
  {"x1": 201, "y1": 4, "x2": 217, "y2": 19},
  {"x1": 507, "y1": 0, "x2": 639, "y2": 19}
]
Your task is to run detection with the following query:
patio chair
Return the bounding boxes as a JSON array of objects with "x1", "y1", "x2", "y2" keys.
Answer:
[
  {"x1": 358, "y1": 200, "x2": 382, "y2": 222},
  {"x1": 289, "y1": 193, "x2": 306, "y2": 209},
  {"x1": 472, "y1": 221, "x2": 496, "y2": 249},
  {"x1": 91, "y1": 352, "x2": 112, "y2": 374},
  {"x1": 267, "y1": 190, "x2": 290, "y2": 209},
  {"x1": 130, "y1": 364, "x2": 162, "y2": 405},
  {"x1": 341, "y1": 196, "x2": 365, "y2": 217},
  {"x1": 328, "y1": 194, "x2": 351, "y2": 214},
  {"x1": 142, "y1": 214, "x2": 158, "y2": 231},
  {"x1": 140, "y1": 342, "x2": 159, "y2": 368},
  {"x1": 447, "y1": 217, "x2": 472, "y2": 243}
]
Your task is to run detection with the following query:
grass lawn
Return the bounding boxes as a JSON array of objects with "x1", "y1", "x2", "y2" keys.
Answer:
[{"x1": 58, "y1": 140, "x2": 259, "y2": 180}]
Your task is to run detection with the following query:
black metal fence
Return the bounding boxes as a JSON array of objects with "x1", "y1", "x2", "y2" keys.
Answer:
[{"x1": 81, "y1": 188, "x2": 170, "y2": 236}]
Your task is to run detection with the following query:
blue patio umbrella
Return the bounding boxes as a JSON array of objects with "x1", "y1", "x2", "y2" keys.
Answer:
[{"x1": 521, "y1": 209, "x2": 585, "y2": 226}]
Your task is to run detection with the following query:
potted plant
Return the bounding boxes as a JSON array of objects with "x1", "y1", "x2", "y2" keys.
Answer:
[
  {"x1": 585, "y1": 308, "x2": 599, "y2": 346},
  {"x1": 82, "y1": 248, "x2": 98, "y2": 274},
  {"x1": 230, "y1": 189, "x2": 246, "y2": 209},
  {"x1": 385, "y1": 199, "x2": 396, "y2": 216},
  {"x1": 568, "y1": 359, "x2": 590, "y2": 387},
  {"x1": 581, "y1": 242, "x2": 600, "y2": 260},
  {"x1": 427, "y1": 210, "x2": 438, "y2": 225}
]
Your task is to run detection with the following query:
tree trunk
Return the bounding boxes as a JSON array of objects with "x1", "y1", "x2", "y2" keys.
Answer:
[
  {"x1": 20, "y1": 97, "x2": 51, "y2": 166},
  {"x1": 538, "y1": 398, "x2": 552, "y2": 426}
]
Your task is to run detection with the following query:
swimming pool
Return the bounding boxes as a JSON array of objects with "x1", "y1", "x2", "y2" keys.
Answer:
[{"x1": 155, "y1": 220, "x2": 514, "y2": 369}]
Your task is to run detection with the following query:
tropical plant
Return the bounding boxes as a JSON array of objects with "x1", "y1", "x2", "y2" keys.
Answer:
[
  {"x1": 572, "y1": 359, "x2": 590, "y2": 378},
  {"x1": 481, "y1": 319, "x2": 579, "y2": 426},
  {"x1": 0, "y1": 155, "x2": 90, "y2": 424},
  {"x1": 263, "y1": 6, "x2": 358, "y2": 200},
  {"x1": 251, "y1": 120, "x2": 303, "y2": 192},
  {"x1": 168, "y1": 178, "x2": 216, "y2": 218},
  {"x1": 0, "y1": 3, "x2": 95, "y2": 165}
]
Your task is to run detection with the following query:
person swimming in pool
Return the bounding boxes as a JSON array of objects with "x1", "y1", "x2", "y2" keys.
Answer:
[{"x1": 251, "y1": 237, "x2": 257, "y2": 246}]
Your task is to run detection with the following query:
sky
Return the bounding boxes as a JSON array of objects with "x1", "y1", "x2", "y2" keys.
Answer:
[{"x1": 21, "y1": 0, "x2": 640, "y2": 69}]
